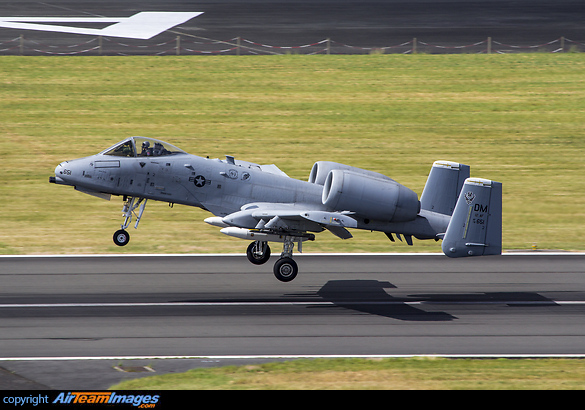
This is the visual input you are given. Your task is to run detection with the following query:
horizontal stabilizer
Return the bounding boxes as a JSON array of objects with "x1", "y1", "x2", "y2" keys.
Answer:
[{"x1": 442, "y1": 178, "x2": 502, "y2": 258}]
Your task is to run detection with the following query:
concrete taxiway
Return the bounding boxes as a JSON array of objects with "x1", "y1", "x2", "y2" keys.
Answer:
[{"x1": 1, "y1": 253, "x2": 584, "y2": 389}]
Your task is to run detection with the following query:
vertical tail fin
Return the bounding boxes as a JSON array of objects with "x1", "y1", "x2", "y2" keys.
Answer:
[
  {"x1": 442, "y1": 178, "x2": 502, "y2": 258},
  {"x1": 420, "y1": 161, "x2": 470, "y2": 216}
]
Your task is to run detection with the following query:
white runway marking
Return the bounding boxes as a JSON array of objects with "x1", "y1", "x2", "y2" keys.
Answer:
[
  {"x1": 0, "y1": 300, "x2": 583, "y2": 309},
  {"x1": 0, "y1": 12, "x2": 203, "y2": 39}
]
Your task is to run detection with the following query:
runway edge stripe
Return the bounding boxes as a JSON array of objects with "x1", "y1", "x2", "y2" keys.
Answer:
[
  {"x1": 2, "y1": 354, "x2": 585, "y2": 361},
  {"x1": 1, "y1": 252, "x2": 583, "y2": 258}
]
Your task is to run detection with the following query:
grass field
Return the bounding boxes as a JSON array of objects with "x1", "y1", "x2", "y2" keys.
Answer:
[
  {"x1": 109, "y1": 357, "x2": 585, "y2": 390},
  {"x1": 1, "y1": 54, "x2": 584, "y2": 254}
]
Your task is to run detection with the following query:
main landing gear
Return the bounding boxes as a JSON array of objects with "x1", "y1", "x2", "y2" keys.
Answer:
[
  {"x1": 246, "y1": 238, "x2": 298, "y2": 282},
  {"x1": 113, "y1": 196, "x2": 147, "y2": 247}
]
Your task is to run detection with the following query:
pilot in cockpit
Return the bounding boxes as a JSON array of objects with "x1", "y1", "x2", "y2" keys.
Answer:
[{"x1": 140, "y1": 141, "x2": 153, "y2": 156}]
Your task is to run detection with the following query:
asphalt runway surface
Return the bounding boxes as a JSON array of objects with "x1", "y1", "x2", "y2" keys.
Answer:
[
  {"x1": 1, "y1": 253, "x2": 585, "y2": 389},
  {"x1": 0, "y1": 0, "x2": 583, "y2": 54}
]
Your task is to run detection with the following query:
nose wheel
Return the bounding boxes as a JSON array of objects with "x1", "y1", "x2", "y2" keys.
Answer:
[{"x1": 113, "y1": 229, "x2": 130, "y2": 246}]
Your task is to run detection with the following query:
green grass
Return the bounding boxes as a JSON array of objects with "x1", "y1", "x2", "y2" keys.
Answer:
[
  {"x1": 109, "y1": 357, "x2": 585, "y2": 390},
  {"x1": 1, "y1": 54, "x2": 584, "y2": 254}
]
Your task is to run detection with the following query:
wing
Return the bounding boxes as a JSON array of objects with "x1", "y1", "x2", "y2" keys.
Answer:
[{"x1": 209, "y1": 202, "x2": 357, "y2": 240}]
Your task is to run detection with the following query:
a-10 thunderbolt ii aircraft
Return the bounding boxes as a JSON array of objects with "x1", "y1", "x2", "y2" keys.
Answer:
[{"x1": 50, "y1": 136, "x2": 502, "y2": 282}]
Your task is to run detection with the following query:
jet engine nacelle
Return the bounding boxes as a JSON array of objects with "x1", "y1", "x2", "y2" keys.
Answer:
[
  {"x1": 309, "y1": 161, "x2": 392, "y2": 185},
  {"x1": 321, "y1": 170, "x2": 420, "y2": 222}
]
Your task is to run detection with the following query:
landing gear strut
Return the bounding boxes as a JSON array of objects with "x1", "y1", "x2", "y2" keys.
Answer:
[{"x1": 113, "y1": 196, "x2": 147, "y2": 247}]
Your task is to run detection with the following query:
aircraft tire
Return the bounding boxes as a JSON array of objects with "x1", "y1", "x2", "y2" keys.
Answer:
[
  {"x1": 113, "y1": 229, "x2": 130, "y2": 246},
  {"x1": 273, "y1": 257, "x2": 298, "y2": 282},
  {"x1": 246, "y1": 241, "x2": 271, "y2": 265}
]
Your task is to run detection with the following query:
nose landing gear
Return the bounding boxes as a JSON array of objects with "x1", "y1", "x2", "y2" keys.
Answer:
[{"x1": 113, "y1": 196, "x2": 147, "y2": 246}]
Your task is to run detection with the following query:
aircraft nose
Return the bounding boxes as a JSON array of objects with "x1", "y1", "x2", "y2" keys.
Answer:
[
  {"x1": 49, "y1": 162, "x2": 72, "y2": 185},
  {"x1": 55, "y1": 162, "x2": 66, "y2": 177}
]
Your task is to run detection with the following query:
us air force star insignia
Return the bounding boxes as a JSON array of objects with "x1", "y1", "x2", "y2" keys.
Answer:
[
  {"x1": 193, "y1": 175, "x2": 206, "y2": 187},
  {"x1": 464, "y1": 191, "x2": 475, "y2": 205}
]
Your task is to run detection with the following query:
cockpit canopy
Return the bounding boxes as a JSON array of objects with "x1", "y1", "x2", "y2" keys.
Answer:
[{"x1": 101, "y1": 137, "x2": 186, "y2": 158}]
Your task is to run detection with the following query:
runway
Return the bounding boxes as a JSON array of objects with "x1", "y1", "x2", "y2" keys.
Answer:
[
  {"x1": 1, "y1": 253, "x2": 584, "y2": 389},
  {"x1": 0, "y1": 0, "x2": 583, "y2": 54}
]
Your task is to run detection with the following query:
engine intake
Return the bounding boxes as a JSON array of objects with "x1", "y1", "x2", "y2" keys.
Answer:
[{"x1": 322, "y1": 170, "x2": 420, "y2": 222}]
